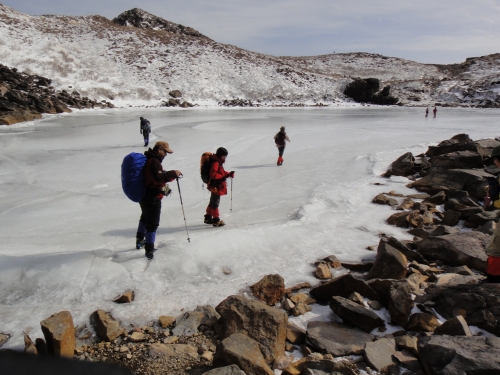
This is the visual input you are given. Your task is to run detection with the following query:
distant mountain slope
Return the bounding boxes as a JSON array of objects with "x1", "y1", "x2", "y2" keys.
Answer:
[{"x1": 0, "y1": 4, "x2": 498, "y2": 107}]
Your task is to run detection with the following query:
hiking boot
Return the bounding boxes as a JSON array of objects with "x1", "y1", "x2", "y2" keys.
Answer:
[
  {"x1": 136, "y1": 232, "x2": 146, "y2": 249},
  {"x1": 212, "y1": 218, "x2": 226, "y2": 227},
  {"x1": 204, "y1": 214, "x2": 213, "y2": 224},
  {"x1": 145, "y1": 243, "x2": 157, "y2": 260}
]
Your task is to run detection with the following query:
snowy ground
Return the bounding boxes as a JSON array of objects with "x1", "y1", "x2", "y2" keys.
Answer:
[{"x1": 0, "y1": 106, "x2": 499, "y2": 349}]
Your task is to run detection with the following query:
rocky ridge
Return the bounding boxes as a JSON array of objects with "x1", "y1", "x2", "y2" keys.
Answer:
[{"x1": 0, "y1": 4, "x2": 498, "y2": 108}]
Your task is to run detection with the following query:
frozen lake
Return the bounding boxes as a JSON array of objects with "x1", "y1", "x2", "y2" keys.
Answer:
[{"x1": 0, "y1": 106, "x2": 499, "y2": 347}]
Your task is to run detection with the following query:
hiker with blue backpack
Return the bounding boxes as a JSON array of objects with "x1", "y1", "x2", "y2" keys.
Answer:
[
  {"x1": 135, "y1": 141, "x2": 181, "y2": 259},
  {"x1": 201, "y1": 147, "x2": 234, "y2": 227},
  {"x1": 140, "y1": 117, "x2": 151, "y2": 147}
]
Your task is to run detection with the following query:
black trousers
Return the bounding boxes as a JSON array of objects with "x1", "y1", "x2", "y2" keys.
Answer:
[
  {"x1": 139, "y1": 196, "x2": 161, "y2": 232},
  {"x1": 278, "y1": 146, "x2": 285, "y2": 157},
  {"x1": 143, "y1": 131, "x2": 150, "y2": 140},
  {"x1": 209, "y1": 193, "x2": 220, "y2": 209}
]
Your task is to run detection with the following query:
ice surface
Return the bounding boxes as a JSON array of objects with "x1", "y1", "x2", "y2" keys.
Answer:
[{"x1": 0, "y1": 107, "x2": 499, "y2": 348}]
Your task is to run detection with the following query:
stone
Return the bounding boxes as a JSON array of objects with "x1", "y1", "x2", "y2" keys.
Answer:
[
  {"x1": 474, "y1": 138, "x2": 500, "y2": 159},
  {"x1": 249, "y1": 274, "x2": 285, "y2": 306},
  {"x1": 314, "y1": 264, "x2": 331, "y2": 279},
  {"x1": 417, "y1": 231, "x2": 489, "y2": 272},
  {"x1": 305, "y1": 321, "x2": 374, "y2": 357},
  {"x1": 430, "y1": 151, "x2": 484, "y2": 169},
  {"x1": 202, "y1": 364, "x2": 245, "y2": 375},
  {"x1": 40, "y1": 311, "x2": 76, "y2": 357},
  {"x1": 214, "y1": 295, "x2": 287, "y2": 363},
  {"x1": 340, "y1": 261, "x2": 373, "y2": 272},
  {"x1": 407, "y1": 273, "x2": 429, "y2": 293},
  {"x1": 319, "y1": 255, "x2": 342, "y2": 269},
  {"x1": 90, "y1": 309, "x2": 126, "y2": 342},
  {"x1": 387, "y1": 211, "x2": 410, "y2": 228},
  {"x1": 387, "y1": 236, "x2": 429, "y2": 265},
  {"x1": 435, "y1": 273, "x2": 483, "y2": 287},
  {"x1": 329, "y1": 296, "x2": 384, "y2": 333},
  {"x1": 423, "y1": 191, "x2": 447, "y2": 205},
  {"x1": 289, "y1": 293, "x2": 315, "y2": 305},
  {"x1": 283, "y1": 298, "x2": 295, "y2": 311},
  {"x1": 35, "y1": 338, "x2": 47, "y2": 355},
  {"x1": 447, "y1": 265, "x2": 474, "y2": 275},
  {"x1": 24, "y1": 334, "x2": 37, "y2": 354},
  {"x1": 407, "y1": 193, "x2": 431, "y2": 199},
  {"x1": 397, "y1": 198, "x2": 415, "y2": 210},
  {"x1": 0, "y1": 333, "x2": 11, "y2": 347},
  {"x1": 163, "y1": 336, "x2": 179, "y2": 344},
  {"x1": 284, "y1": 282, "x2": 312, "y2": 296},
  {"x1": 408, "y1": 227, "x2": 430, "y2": 239},
  {"x1": 477, "y1": 220, "x2": 495, "y2": 235},
  {"x1": 159, "y1": 315, "x2": 176, "y2": 328},
  {"x1": 465, "y1": 211, "x2": 499, "y2": 228},
  {"x1": 169, "y1": 90, "x2": 182, "y2": 98},
  {"x1": 213, "y1": 333, "x2": 274, "y2": 375},
  {"x1": 172, "y1": 311, "x2": 204, "y2": 336},
  {"x1": 149, "y1": 343, "x2": 198, "y2": 358},
  {"x1": 366, "y1": 240, "x2": 408, "y2": 280},
  {"x1": 292, "y1": 301, "x2": 312, "y2": 316},
  {"x1": 405, "y1": 313, "x2": 441, "y2": 332},
  {"x1": 309, "y1": 273, "x2": 379, "y2": 302},
  {"x1": 368, "y1": 300, "x2": 383, "y2": 310},
  {"x1": 418, "y1": 335, "x2": 500, "y2": 375},
  {"x1": 430, "y1": 225, "x2": 459, "y2": 236},
  {"x1": 408, "y1": 168, "x2": 491, "y2": 200},
  {"x1": 392, "y1": 350, "x2": 423, "y2": 373},
  {"x1": 395, "y1": 335, "x2": 419, "y2": 358},
  {"x1": 425, "y1": 284, "x2": 500, "y2": 335},
  {"x1": 384, "y1": 152, "x2": 415, "y2": 177},
  {"x1": 364, "y1": 338, "x2": 397, "y2": 372},
  {"x1": 113, "y1": 290, "x2": 135, "y2": 303},
  {"x1": 303, "y1": 360, "x2": 358, "y2": 375},
  {"x1": 442, "y1": 210, "x2": 461, "y2": 226},
  {"x1": 348, "y1": 292, "x2": 364, "y2": 305},
  {"x1": 129, "y1": 332, "x2": 147, "y2": 342},
  {"x1": 434, "y1": 316, "x2": 472, "y2": 336},
  {"x1": 286, "y1": 323, "x2": 306, "y2": 345},
  {"x1": 195, "y1": 305, "x2": 221, "y2": 327},
  {"x1": 373, "y1": 194, "x2": 389, "y2": 204},
  {"x1": 369, "y1": 279, "x2": 413, "y2": 326},
  {"x1": 425, "y1": 134, "x2": 475, "y2": 157}
]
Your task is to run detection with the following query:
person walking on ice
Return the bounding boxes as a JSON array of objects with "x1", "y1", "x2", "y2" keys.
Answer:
[
  {"x1": 136, "y1": 141, "x2": 182, "y2": 259},
  {"x1": 425, "y1": 107, "x2": 429, "y2": 117},
  {"x1": 433, "y1": 106, "x2": 437, "y2": 118},
  {"x1": 204, "y1": 147, "x2": 234, "y2": 227},
  {"x1": 140, "y1": 117, "x2": 151, "y2": 147},
  {"x1": 274, "y1": 126, "x2": 291, "y2": 166}
]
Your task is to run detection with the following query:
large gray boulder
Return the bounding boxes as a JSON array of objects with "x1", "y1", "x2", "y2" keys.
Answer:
[
  {"x1": 366, "y1": 240, "x2": 408, "y2": 280},
  {"x1": 329, "y1": 296, "x2": 384, "y2": 333},
  {"x1": 425, "y1": 284, "x2": 500, "y2": 335},
  {"x1": 418, "y1": 335, "x2": 500, "y2": 375},
  {"x1": 172, "y1": 311, "x2": 205, "y2": 337},
  {"x1": 425, "y1": 134, "x2": 475, "y2": 157},
  {"x1": 214, "y1": 295, "x2": 286, "y2": 363},
  {"x1": 384, "y1": 152, "x2": 415, "y2": 177},
  {"x1": 368, "y1": 279, "x2": 413, "y2": 326},
  {"x1": 309, "y1": 273, "x2": 379, "y2": 302},
  {"x1": 306, "y1": 321, "x2": 374, "y2": 356},
  {"x1": 249, "y1": 274, "x2": 285, "y2": 306},
  {"x1": 408, "y1": 168, "x2": 491, "y2": 200},
  {"x1": 213, "y1": 333, "x2": 273, "y2": 375},
  {"x1": 364, "y1": 338, "x2": 397, "y2": 372},
  {"x1": 429, "y1": 151, "x2": 483, "y2": 169},
  {"x1": 417, "y1": 232, "x2": 489, "y2": 272}
]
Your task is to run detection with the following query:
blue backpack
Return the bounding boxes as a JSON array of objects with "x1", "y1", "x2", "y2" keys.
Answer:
[{"x1": 121, "y1": 153, "x2": 147, "y2": 202}]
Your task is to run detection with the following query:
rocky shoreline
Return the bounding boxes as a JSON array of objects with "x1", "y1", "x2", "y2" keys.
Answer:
[{"x1": 2, "y1": 134, "x2": 500, "y2": 375}]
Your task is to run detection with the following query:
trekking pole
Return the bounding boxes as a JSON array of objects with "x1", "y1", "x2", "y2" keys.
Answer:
[
  {"x1": 176, "y1": 177, "x2": 190, "y2": 243},
  {"x1": 230, "y1": 178, "x2": 233, "y2": 212}
]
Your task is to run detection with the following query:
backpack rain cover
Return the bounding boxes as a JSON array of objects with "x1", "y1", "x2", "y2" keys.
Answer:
[{"x1": 121, "y1": 153, "x2": 147, "y2": 202}]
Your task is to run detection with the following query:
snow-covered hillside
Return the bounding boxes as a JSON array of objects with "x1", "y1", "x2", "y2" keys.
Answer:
[{"x1": 0, "y1": 4, "x2": 499, "y2": 107}]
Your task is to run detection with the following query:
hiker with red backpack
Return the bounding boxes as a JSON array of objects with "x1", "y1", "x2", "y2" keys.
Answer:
[
  {"x1": 274, "y1": 126, "x2": 291, "y2": 166},
  {"x1": 202, "y1": 147, "x2": 234, "y2": 227},
  {"x1": 136, "y1": 141, "x2": 182, "y2": 259}
]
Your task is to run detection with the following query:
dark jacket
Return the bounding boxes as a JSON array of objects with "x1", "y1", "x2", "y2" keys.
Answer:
[
  {"x1": 140, "y1": 118, "x2": 151, "y2": 134},
  {"x1": 207, "y1": 154, "x2": 229, "y2": 196},
  {"x1": 274, "y1": 130, "x2": 290, "y2": 147},
  {"x1": 143, "y1": 148, "x2": 177, "y2": 198}
]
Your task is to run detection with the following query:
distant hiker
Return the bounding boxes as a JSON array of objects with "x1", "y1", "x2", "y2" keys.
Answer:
[
  {"x1": 204, "y1": 147, "x2": 234, "y2": 227},
  {"x1": 433, "y1": 106, "x2": 437, "y2": 118},
  {"x1": 274, "y1": 126, "x2": 291, "y2": 166},
  {"x1": 136, "y1": 141, "x2": 182, "y2": 259},
  {"x1": 140, "y1": 117, "x2": 151, "y2": 147},
  {"x1": 425, "y1": 107, "x2": 429, "y2": 117}
]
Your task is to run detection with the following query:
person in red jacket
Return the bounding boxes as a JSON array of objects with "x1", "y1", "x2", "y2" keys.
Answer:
[
  {"x1": 204, "y1": 147, "x2": 234, "y2": 227},
  {"x1": 136, "y1": 141, "x2": 182, "y2": 259}
]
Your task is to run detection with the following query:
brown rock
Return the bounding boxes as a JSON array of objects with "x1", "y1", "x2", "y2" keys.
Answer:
[
  {"x1": 129, "y1": 332, "x2": 147, "y2": 342},
  {"x1": 330, "y1": 296, "x2": 384, "y2": 333},
  {"x1": 149, "y1": 343, "x2": 198, "y2": 358},
  {"x1": 0, "y1": 333, "x2": 10, "y2": 347},
  {"x1": 284, "y1": 282, "x2": 312, "y2": 296},
  {"x1": 366, "y1": 240, "x2": 408, "y2": 280},
  {"x1": 340, "y1": 261, "x2": 373, "y2": 272},
  {"x1": 169, "y1": 90, "x2": 182, "y2": 98},
  {"x1": 159, "y1": 315, "x2": 176, "y2": 328},
  {"x1": 395, "y1": 335, "x2": 419, "y2": 358},
  {"x1": 348, "y1": 292, "x2": 365, "y2": 305},
  {"x1": 214, "y1": 295, "x2": 287, "y2": 363},
  {"x1": 373, "y1": 194, "x2": 389, "y2": 205},
  {"x1": 309, "y1": 273, "x2": 379, "y2": 302},
  {"x1": 442, "y1": 210, "x2": 462, "y2": 226},
  {"x1": 387, "y1": 211, "x2": 410, "y2": 228},
  {"x1": 289, "y1": 293, "x2": 315, "y2": 305},
  {"x1": 90, "y1": 309, "x2": 126, "y2": 342},
  {"x1": 113, "y1": 290, "x2": 135, "y2": 303},
  {"x1": 314, "y1": 264, "x2": 332, "y2": 279},
  {"x1": 292, "y1": 301, "x2": 312, "y2": 316},
  {"x1": 40, "y1": 311, "x2": 76, "y2": 357},
  {"x1": 434, "y1": 315, "x2": 472, "y2": 336},
  {"x1": 364, "y1": 338, "x2": 397, "y2": 372},
  {"x1": 24, "y1": 334, "x2": 37, "y2": 354},
  {"x1": 286, "y1": 323, "x2": 306, "y2": 345},
  {"x1": 283, "y1": 298, "x2": 295, "y2": 311},
  {"x1": 250, "y1": 274, "x2": 285, "y2": 306},
  {"x1": 405, "y1": 313, "x2": 441, "y2": 332},
  {"x1": 392, "y1": 349, "x2": 423, "y2": 373},
  {"x1": 213, "y1": 333, "x2": 274, "y2": 375}
]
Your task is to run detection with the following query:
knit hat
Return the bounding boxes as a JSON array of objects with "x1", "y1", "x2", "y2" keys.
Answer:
[
  {"x1": 154, "y1": 141, "x2": 173, "y2": 153},
  {"x1": 216, "y1": 147, "x2": 228, "y2": 157}
]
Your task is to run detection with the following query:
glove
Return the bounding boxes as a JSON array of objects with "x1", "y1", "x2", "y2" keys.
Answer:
[
  {"x1": 229, "y1": 171, "x2": 235, "y2": 178},
  {"x1": 140, "y1": 130, "x2": 143, "y2": 134}
]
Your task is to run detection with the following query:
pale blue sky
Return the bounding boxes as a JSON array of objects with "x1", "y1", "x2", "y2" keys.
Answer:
[{"x1": 2, "y1": 0, "x2": 499, "y2": 64}]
